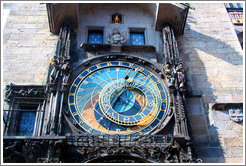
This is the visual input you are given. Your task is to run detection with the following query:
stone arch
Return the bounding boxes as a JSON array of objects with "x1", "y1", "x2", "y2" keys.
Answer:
[{"x1": 86, "y1": 154, "x2": 153, "y2": 163}]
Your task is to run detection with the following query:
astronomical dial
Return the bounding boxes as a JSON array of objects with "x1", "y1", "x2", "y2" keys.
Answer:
[{"x1": 68, "y1": 61, "x2": 169, "y2": 137}]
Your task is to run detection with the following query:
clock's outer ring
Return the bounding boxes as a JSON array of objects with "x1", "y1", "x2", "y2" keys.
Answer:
[{"x1": 67, "y1": 54, "x2": 173, "y2": 135}]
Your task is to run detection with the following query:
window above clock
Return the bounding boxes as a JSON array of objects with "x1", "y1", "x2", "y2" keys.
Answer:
[
  {"x1": 88, "y1": 28, "x2": 104, "y2": 44},
  {"x1": 129, "y1": 28, "x2": 145, "y2": 45}
]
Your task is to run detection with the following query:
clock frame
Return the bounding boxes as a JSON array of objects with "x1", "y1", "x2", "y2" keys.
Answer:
[{"x1": 67, "y1": 55, "x2": 173, "y2": 137}]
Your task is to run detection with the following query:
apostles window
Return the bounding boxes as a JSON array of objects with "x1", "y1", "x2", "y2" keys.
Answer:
[
  {"x1": 130, "y1": 29, "x2": 145, "y2": 45},
  {"x1": 88, "y1": 29, "x2": 103, "y2": 44}
]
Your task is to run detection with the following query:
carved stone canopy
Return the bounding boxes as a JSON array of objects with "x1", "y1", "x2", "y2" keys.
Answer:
[{"x1": 46, "y1": 3, "x2": 189, "y2": 35}]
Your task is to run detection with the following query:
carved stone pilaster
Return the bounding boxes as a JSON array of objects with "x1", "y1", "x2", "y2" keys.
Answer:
[{"x1": 3, "y1": 139, "x2": 67, "y2": 163}]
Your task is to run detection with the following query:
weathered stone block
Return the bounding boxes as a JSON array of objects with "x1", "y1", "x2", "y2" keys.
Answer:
[
  {"x1": 188, "y1": 114, "x2": 208, "y2": 128},
  {"x1": 195, "y1": 147, "x2": 223, "y2": 158},
  {"x1": 211, "y1": 110, "x2": 230, "y2": 121},
  {"x1": 223, "y1": 138, "x2": 243, "y2": 147},
  {"x1": 186, "y1": 104, "x2": 203, "y2": 115},
  {"x1": 202, "y1": 96, "x2": 216, "y2": 103},
  {"x1": 190, "y1": 126, "x2": 208, "y2": 135},
  {"x1": 223, "y1": 147, "x2": 244, "y2": 157},
  {"x1": 225, "y1": 158, "x2": 243, "y2": 163},
  {"x1": 192, "y1": 135, "x2": 210, "y2": 144},
  {"x1": 217, "y1": 130, "x2": 237, "y2": 139}
]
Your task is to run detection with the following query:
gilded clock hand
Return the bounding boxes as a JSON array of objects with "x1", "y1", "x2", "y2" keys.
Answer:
[
  {"x1": 123, "y1": 64, "x2": 135, "y2": 81},
  {"x1": 125, "y1": 67, "x2": 140, "y2": 85},
  {"x1": 131, "y1": 67, "x2": 140, "y2": 78}
]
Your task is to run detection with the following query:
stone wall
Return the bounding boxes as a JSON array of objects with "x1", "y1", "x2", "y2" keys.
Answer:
[
  {"x1": 2, "y1": 2, "x2": 244, "y2": 163},
  {"x1": 3, "y1": 3, "x2": 58, "y2": 87},
  {"x1": 178, "y1": 3, "x2": 243, "y2": 163}
]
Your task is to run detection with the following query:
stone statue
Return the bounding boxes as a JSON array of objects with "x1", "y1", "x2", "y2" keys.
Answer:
[
  {"x1": 163, "y1": 62, "x2": 175, "y2": 88},
  {"x1": 108, "y1": 28, "x2": 126, "y2": 45},
  {"x1": 174, "y1": 62, "x2": 186, "y2": 89},
  {"x1": 49, "y1": 58, "x2": 60, "y2": 84},
  {"x1": 61, "y1": 59, "x2": 71, "y2": 85}
]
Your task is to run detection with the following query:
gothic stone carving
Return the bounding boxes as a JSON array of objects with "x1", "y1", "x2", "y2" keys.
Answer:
[
  {"x1": 3, "y1": 139, "x2": 66, "y2": 163},
  {"x1": 108, "y1": 28, "x2": 126, "y2": 45},
  {"x1": 5, "y1": 84, "x2": 46, "y2": 101}
]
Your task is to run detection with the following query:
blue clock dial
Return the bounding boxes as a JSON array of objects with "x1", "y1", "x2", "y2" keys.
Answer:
[{"x1": 68, "y1": 61, "x2": 169, "y2": 136}]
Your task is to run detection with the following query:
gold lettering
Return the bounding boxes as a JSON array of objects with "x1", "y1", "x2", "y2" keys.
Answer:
[
  {"x1": 72, "y1": 112, "x2": 78, "y2": 116},
  {"x1": 78, "y1": 75, "x2": 84, "y2": 79},
  {"x1": 106, "y1": 68, "x2": 110, "y2": 72},
  {"x1": 77, "y1": 88, "x2": 84, "y2": 93},
  {"x1": 69, "y1": 93, "x2": 75, "y2": 96},
  {"x1": 162, "y1": 99, "x2": 167, "y2": 103},
  {"x1": 73, "y1": 84, "x2": 78, "y2": 87},
  {"x1": 147, "y1": 74, "x2": 153, "y2": 79},
  {"x1": 124, "y1": 117, "x2": 130, "y2": 122},
  {"x1": 139, "y1": 112, "x2": 146, "y2": 119}
]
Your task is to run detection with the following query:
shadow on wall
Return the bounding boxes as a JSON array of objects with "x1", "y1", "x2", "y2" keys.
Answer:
[
  {"x1": 183, "y1": 15, "x2": 242, "y2": 63},
  {"x1": 179, "y1": 16, "x2": 243, "y2": 99},
  {"x1": 178, "y1": 16, "x2": 243, "y2": 163},
  {"x1": 208, "y1": 104, "x2": 243, "y2": 162}
]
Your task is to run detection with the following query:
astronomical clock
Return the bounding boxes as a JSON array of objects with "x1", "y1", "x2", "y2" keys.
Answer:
[
  {"x1": 3, "y1": 3, "x2": 202, "y2": 163},
  {"x1": 68, "y1": 61, "x2": 170, "y2": 137}
]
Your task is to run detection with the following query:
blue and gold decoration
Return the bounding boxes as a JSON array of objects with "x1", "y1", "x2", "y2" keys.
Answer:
[
  {"x1": 228, "y1": 108, "x2": 243, "y2": 122},
  {"x1": 68, "y1": 61, "x2": 169, "y2": 137},
  {"x1": 130, "y1": 33, "x2": 145, "y2": 45},
  {"x1": 88, "y1": 32, "x2": 103, "y2": 44}
]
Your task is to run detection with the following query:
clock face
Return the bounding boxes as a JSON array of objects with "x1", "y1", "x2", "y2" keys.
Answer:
[{"x1": 68, "y1": 61, "x2": 169, "y2": 137}]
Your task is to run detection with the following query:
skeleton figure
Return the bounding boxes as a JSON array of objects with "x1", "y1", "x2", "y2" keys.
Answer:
[
  {"x1": 61, "y1": 59, "x2": 71, "y2": 85},
  {"x1": 174, "y1": 62, "x2": 186, "y2": 89},
  {"x1": 108, "y1": 28, "x2": 126, "y2": 45}
]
